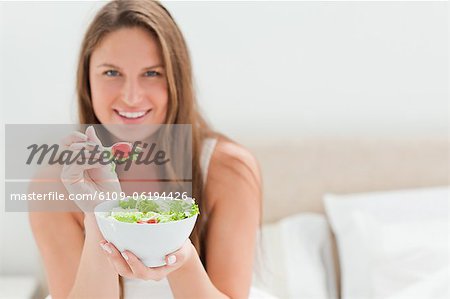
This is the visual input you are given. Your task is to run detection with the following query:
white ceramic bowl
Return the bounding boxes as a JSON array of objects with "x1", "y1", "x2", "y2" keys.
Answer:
[{"x1": 94, "y1": 199, "x2": 197, "y2": 267}]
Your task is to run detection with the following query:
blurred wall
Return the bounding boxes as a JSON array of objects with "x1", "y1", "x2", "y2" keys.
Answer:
[{"x1": 0, "y1": 1, "x2": 448, "y2": 278}]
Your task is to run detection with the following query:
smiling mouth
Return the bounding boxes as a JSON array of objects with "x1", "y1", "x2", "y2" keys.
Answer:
[{"x1": 114, "y1": 109, "x2": 151, "y2": 119}]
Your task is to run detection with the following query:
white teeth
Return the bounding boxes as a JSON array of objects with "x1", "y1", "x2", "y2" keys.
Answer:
[{"x1": 117, "y1": 110, "x2": 147, "y2": 119}]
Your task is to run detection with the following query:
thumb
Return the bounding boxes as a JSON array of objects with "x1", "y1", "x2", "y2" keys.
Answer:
[{"x1": 85, "y1": 125, "x2": 103, "y2": 145}]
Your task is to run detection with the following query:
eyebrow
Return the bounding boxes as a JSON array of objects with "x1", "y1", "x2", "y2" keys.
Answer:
[{"x1": 96, "y1": 63, "x2": 163, "y2": 70}]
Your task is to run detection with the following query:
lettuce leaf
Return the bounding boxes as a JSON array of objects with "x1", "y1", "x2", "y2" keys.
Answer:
[
  {"x1": 112, "y1": 211, "x2": 143, "y2": 223},
  {"x1": 119, "y1": 198, "x2": 138, "y2": 209},
  {"x1": 137, "y1": 200, "x2": 160, "y2": 213},
  {"x1": 112, "y1": 198, "x2": 199, "y2": 223}
]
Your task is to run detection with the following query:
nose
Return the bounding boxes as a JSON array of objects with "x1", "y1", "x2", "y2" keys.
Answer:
[{"x1": 121, "y1": 78, "x2": 145, "y2": 106}]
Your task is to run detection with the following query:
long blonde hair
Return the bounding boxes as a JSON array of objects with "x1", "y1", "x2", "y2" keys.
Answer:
[{"x1": 76, "y1": 0, "x2": 212, "y2": 269}]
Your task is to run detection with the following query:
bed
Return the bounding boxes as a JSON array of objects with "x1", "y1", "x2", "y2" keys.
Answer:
[{"x1": 245, "y1": 137, "x2": 449, "y2": 299}]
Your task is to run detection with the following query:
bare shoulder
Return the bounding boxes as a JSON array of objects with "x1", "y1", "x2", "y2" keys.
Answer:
[
  {"x1": 204, "y1": 137, "x2": 262, "y2": 211},
  {"x1": 212, "y1": 138, "x2": 260, "y2": 175}
]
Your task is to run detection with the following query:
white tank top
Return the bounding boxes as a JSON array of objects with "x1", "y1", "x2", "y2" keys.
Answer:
[{"x1": 122, "y1": 137, "x2": 218, "y2": 299}]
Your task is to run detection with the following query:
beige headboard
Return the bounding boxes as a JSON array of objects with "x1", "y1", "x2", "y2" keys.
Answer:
[{"x1": 244, "y1": 137, "x2": 449, "y2": 224}]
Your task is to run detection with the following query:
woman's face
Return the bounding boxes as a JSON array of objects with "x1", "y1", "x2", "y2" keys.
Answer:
[{"x1": 89, "y1": 27, "x2": 168, "y2": 125}]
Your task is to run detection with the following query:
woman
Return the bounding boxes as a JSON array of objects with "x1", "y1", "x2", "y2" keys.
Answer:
[{"x1": 29, "y1": 0, "x2": 263, "y2": 298}]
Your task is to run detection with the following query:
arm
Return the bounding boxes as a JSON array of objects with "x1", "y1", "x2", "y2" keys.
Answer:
[
  {"x1": 68, "y1": 214, "x2": 121, "y2": 299},
  {"x1": 29, "y1": 210, "x2": 84, "y2": 298},
  {"x1": 28, "y1": 168, "x2": 121, "y2": 299},
  {"x1": 166, "y1": 245, "x2": 229, "y2": 299},
  {"x1": 168, "y1": 140, "x2": 262, "y2": 299},
  {"x1": 30, "y1": 211, "x2": 121, "y2": 299}
]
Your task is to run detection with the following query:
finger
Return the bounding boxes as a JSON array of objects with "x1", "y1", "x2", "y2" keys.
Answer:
[
  {"x1": 61, "y1": 164, "x2": 102, "y2": 187},
  {"x1": 61, "y1": 143, "x2": 119, "y2": 190},
  {"x1": 69, "y1": 144, "x2": 104, "y2": 165},
  {"x1": 64, "y1": 143, "x2": 105, "y2": 171},
  {"x1": 61, "y1": 131, "x2": 87, "y2": 147},
  {"x1": 163, "y1": 239, "x2": 193, "y2": 268},
  {"x1": 69, "y1": 143, "x2": 114, "y2": 170},
  {"x1": 124, "y1": 240, "x2": 192, "y2": 281},
  {"x1": 121, "y1": 251, "x2": 153, "y2": 279},
  {"x1": 85, "y1": 126, "x2": 103, "y2": 146},
  {"x1": 99, "y1": 241, "x2": 133, "y2": 278},
  {"x1": 122, "y1": 251, "x2": 173, "y2": 281}
]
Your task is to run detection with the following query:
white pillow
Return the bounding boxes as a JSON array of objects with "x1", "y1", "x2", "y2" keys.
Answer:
[
  {"x1": 253, "y1": 213, "x2": 338, "y2": 299},
  {"x1": 324, "y1": 187, "x2": 449, "y2": 299}
]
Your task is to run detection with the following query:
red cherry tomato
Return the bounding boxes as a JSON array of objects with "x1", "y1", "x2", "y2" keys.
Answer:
[
  {"x1": 111, "y1": 142, "x2": 132, "y2": 159},
  {"x1": 147, "y1": 219, "x2": 158, "y2": 224}
]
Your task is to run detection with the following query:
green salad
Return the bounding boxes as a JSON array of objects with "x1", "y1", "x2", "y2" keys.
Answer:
[{"x1": 107, "y1": 197, "x2": 199, "y2": 224}]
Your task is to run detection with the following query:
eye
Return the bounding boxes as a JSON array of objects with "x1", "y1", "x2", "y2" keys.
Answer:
[
  {"x1": 144, "y1": 70, "x2": 160, "y2": 77},
  {"x1": 104, "y1": 70, "x2": 120, "y2": 77}
]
